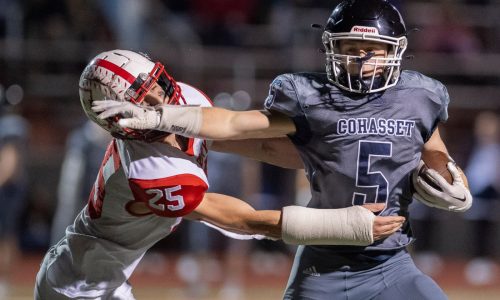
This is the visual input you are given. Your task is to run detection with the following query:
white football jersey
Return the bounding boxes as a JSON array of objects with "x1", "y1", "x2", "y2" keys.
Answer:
[{"x1": 36, "y1": 83, "x2": 212, "y2": 299}]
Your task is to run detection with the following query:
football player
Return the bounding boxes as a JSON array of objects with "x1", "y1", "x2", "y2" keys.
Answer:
[
  {"x1": 35, "y1": 49, "x2": 404, "y2": 299},
  {"x1": 94, "y1": 1, "x2": 473, "y2": 299}
]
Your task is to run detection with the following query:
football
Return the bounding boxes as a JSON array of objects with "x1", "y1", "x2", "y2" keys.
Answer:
[{"x1": 419, "y1": 151, "x2": 453, "y2": 189}]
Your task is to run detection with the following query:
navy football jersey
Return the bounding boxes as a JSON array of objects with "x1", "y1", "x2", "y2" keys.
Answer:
[{"x1": 265, "y1": 70, "x2": 449, "y2": 252}]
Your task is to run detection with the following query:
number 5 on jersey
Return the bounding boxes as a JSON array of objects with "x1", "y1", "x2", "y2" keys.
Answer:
[{"x1": 352, "y1": 140, "x2": 392, "y2": 205}]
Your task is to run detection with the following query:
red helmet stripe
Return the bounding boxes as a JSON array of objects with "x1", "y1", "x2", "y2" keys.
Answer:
[{"x1": 94, "y1": 58, "x2": 136, "y2": 84}]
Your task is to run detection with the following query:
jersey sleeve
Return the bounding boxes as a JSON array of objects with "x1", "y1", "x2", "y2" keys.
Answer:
[
  {"x1": 423, "y1": 76, "x2": 450, "y2": 141},
  {"x1": 264, "y1": 74, "x2": 303, "y2": 118},
  {"x1": 128, "y1": 174, "x2": 208, "y2": 217},
  {"x1": 264, "y1": 74, "x2": 311, "y2": 144},
  {"x1": 407, "y1": 71, "x2": 450, "y2": 123},
  {"x1": 402, "y1": 71, "x2": 450, "y2": 142},
  {"x1": 121, "y1": 140, "x2": 209, "y2": 218},
  {"x1": 436, "y1": 82, "x2": 450, "y2": 123}
]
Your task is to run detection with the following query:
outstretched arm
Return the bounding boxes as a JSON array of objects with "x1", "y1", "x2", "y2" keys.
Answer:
[
  {"x1": 186, "y1": 193, "x2": 405, "y2": 245},
  {"x1": 92, "y1": 100, "x2": 296, "y2": 139},
  {"x1": 185, "y1": 193, "x2": 282, "y2": 239},
  {"x1": 92, "y1": 101, "x2": 304, "y2": 167},
  {"x1": 199, "y1": 108, "x2": 295, "y2": 139}
]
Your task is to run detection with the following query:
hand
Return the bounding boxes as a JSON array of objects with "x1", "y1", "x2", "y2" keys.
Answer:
[
  {"x1": 91, "y1": 100, "x2": 160, "y2": 130},
  {"x1": 412, "y1": 161, "x2": 473, "y2": 212},
  {"x1": 92, "y1": 100, "x2": 203, "y2": 137},
  {"x1": 361, "y1": 203, "x2": 405, "y2": 241}
]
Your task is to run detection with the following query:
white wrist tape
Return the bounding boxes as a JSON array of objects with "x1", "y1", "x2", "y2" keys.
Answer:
[
  {"x1": 157, "y1": 105, "x2": 203, "y2": 137},
  {"x1": 281, "y1": 206, "x2": 375, "y2": 246}
]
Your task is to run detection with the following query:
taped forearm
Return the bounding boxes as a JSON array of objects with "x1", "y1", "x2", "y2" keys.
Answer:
[
  {"x1": 157, "y1": 105, "x2": 202, "y2": 137},
  {"x1": 281, "y1": 206, "x2": 375, "y2": 246}
]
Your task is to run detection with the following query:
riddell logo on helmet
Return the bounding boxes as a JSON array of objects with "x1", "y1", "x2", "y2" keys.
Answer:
[{"x1": 351, "y1": 26, "x2": 379, "y2": 34}]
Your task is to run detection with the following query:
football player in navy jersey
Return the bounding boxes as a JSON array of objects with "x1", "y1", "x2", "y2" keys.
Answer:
[{"x1": 94, "y1": 1, "x2": 473, "y2": 299}]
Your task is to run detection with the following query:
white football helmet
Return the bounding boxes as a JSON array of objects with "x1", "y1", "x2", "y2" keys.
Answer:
[{"x1": 79, "y1": 49, "x2": 182, "y2": 141}]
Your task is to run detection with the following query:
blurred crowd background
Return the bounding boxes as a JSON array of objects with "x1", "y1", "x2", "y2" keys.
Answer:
[{"x1": 0, "y1": 0, "x2": 499, "y2": 299}]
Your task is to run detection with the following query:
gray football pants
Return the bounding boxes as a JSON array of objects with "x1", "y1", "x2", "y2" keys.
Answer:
[
  {"x1": 34, "y1": 249, "x2": 135, "y2": 300},
  {"x1": 284, "y1": 246, "x2": 447, "y2": 300}
]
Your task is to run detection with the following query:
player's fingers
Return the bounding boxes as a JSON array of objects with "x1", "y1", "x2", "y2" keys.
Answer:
[
  {"x1": 373, "y1": 216, "x2": 405, "y2": 223},
  {"x1": 361, "y1": 203, "x2": 386, "y2": 213},
  {"x1": 373, "y1": 215, "x2": 405, "y2": 226},
  {"x1": 417, "y1": 176, "x2": 443, "y2": 197},
  {"x1": 91, "y1": 100, "x2": 123, "y2": 112},
  {"x1": 97, "y1": 106, "x2": 129, "y2": 119},
  {"x1": 375, "y1": 221, "x2": 403, "y2": 232},
  {"x1": 373, "y1": 223, "x2": 402, "y2": 240},
  {"x1": 92, "y1": 104, "x2": 122, "y2": 114},
  {"x1": 91, "y1": 103, "x2": 109, "y2": 113},
  {"x1": 379, "y1": 223, "x2": 403, "y2": 235},
  {"x1": 380, "y1": 223, "x2": 403, "y2": 235},
  {"x1": 446, "y1": 162, "x2": 463, "y2": 183},
  {"x1": 424, "y1": 169, "x2": 450, "y2": 187}
]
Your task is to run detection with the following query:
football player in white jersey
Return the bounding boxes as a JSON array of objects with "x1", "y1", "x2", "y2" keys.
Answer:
[{"x1": 35, "y1": 49, "x2": 405, "y2": 300}]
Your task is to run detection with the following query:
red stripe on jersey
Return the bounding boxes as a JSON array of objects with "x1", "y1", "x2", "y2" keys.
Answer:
[
  {"x1": 87, "y1": 140, "x2": 121, "y2": 219},
  {"x1": 94, "y1": 59, "x2": 136, "y2": 84},
  {"x1": 129, "y1": 174, "x2": 208, "y2": 217},
  {"x1": 185, "y1": 137, "x2": 195, "y2": 156}
]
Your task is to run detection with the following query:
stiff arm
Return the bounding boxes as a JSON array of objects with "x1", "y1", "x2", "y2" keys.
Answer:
[
  {"x1": 186, "y1": 193, "x2": 405, "y2": 245},
  {"x1": 93, "y1": 101, "x2": 405, "y2": 242},
  {"x1": 92, "y1": 100, "x2": 296, "y2": 140}
]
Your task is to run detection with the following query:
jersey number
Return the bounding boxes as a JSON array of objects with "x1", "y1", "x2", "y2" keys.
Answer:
[
  {"x1": 352, "y1": 140, "x2": 392, "y2": 205},
  {"x1": 146, "y1": 186, "x2": 185, "y2": 212}
]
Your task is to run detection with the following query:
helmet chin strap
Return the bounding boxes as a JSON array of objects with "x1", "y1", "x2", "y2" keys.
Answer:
[{"x1": 355, "y1": 76, "x2": 384, "y2": 94}]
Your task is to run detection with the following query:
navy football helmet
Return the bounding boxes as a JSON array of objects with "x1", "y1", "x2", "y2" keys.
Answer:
[{"x1": 322, "y1": 0, "x2": 408, "y2": 93}]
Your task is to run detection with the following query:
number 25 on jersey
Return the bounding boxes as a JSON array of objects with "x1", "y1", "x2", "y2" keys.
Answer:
[{"x1": 146, "y1": 186, "x2": 185, "y2": 212}]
